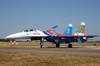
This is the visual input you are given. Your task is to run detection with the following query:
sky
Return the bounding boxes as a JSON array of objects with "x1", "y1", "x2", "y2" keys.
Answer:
[{"x1": 0, "y1": 0, "x2": 100, "y2": 40}]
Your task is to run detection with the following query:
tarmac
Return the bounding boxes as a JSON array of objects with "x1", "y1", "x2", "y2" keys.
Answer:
[{"x1": 0, "y1": 46, "x2": 100, "y2": 56}]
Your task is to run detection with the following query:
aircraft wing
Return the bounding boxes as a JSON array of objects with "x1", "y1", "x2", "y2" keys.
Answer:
[
  {"x1": 56, "y1": 34, "x2": 98, "y2": 43},
  {"x1": 56, "y1": 34, "x2": 98, "y2": 38},
  {"x1": 57, "y1": 34, "x2": 87, "y2": 38}
]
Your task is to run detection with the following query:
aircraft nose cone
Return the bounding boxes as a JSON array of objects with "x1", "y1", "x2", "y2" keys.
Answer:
[
  {"x1": 5, "y1": 32, "x2": 25, "y2": 39},
  {"x1": 5, "y1": 34, "x2": 18, "y2": 39},
  {"x1": 5, "y1": 35, "x2": 13, "y2": 39}
]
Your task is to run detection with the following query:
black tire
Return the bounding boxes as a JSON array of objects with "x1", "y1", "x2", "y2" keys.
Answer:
[
  {"x1": 56, "y1": 43, "x2": 60, "y2": 48},
  {"x1": 40, "y1": 45, "x2": 43, "y2": 48},
  {"x1": 68, "y1": 44, "x2": 72, "y2": 48}
]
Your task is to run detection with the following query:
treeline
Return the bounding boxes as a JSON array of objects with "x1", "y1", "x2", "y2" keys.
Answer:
[
  {"x1": 0, "y1": 39, "x2": 10, "y2": 42},
  {"x1": 86, "y1": 41, "x2": 100, "y2": 43},
  {"x1": 0, "y1": 39, "x2": 30, "y2": 42}
]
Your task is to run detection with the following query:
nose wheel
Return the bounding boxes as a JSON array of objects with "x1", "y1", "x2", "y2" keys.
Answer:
[
  {"x1": 40, "y1": 44, "x2": 43, "y2": 48},
  {"x1": 40, "y1": 38, "x2": 44, "y2": 48},
  {"x1": 40, "y1": 41, "x2": 43, "y2": 48}
]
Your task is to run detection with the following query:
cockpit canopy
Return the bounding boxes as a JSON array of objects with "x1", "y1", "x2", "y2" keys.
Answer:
[
  {"x1": 24, "y1": 29, "x2": 33, "y2": 32},
  {"x1": 21, "y1": 29, "x2": 37, "y2": 32}
]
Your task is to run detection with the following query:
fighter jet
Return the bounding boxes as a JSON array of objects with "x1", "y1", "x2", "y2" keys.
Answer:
[{"x1": 6, "y1": 22, "x2": 98, "y2": 48}]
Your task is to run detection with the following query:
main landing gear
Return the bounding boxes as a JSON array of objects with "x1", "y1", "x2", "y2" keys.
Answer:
[
  {"x1": 68, "y1": 43, "x2": 72, "y2": 48},
  {"x1": 55, "y1": 42, "x2": 73, "y2": 48},
  {"x1": 39, "y1": 38, "x2": 73, "y2": 48},
  {"x1": 56, "y1": 42, "x2": 60, "y2": 48}
]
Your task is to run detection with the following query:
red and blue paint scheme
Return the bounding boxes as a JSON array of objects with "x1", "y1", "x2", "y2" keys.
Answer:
[
  {"x1": 6, "y1": 22, "x2": 98, "y2": 48},
  {"x1": 43, "y1": 22, "x2": 98, "y2": 48}
]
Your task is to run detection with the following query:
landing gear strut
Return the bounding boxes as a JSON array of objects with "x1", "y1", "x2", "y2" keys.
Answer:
[
  {"x1": 40, "y1": 38, "x2": 43, "y2": 48},
  {"x1": 68, "y1": 43, "x2": 72, "y2": 48},
  {"x1": 40, "y1": 42, "x2": 43, "y2": 48}
]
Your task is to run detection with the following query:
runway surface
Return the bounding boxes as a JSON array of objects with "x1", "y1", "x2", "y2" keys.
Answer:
[{"x1": 0, "y1": 46, "x2": 100, "y2": 56}]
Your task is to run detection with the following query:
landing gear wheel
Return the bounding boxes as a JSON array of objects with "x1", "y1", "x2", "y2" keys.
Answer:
[
  {"x1": 56, "y1": 43, "x2": 60, "y2": 48},
  {"x1": 40, "y1": 42, "x2": 43, "y2": 48},
  {"x1": 40, "y1": 39, "x2": 43, "y2": 48},
  {"x1": 40, "y1": 45, "x2": 43, "y2": 48},
  {"x1": 68, "y1": 44, "x2": 72, "y2": 48}
]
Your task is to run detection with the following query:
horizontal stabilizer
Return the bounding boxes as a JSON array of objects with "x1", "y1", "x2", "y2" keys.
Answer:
[{"x1": 87, "y1": 35, "x2": 99, "y2": 38}]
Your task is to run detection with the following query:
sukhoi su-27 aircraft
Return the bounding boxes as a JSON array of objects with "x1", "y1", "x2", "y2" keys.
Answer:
[{"x1": 6, "y1": 22, "x2": 98, "y2": 48}]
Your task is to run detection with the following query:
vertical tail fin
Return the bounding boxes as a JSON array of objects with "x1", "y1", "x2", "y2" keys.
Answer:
[
  {"x1": 78, "y1": 22, "x2": 85, "y2": 33},
  {"x1": 74, "y1": 22, "x2": 85, "y2": 35},
  {"x1": 63, "y1": 24, "x2": 73, "y2": 35}
]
